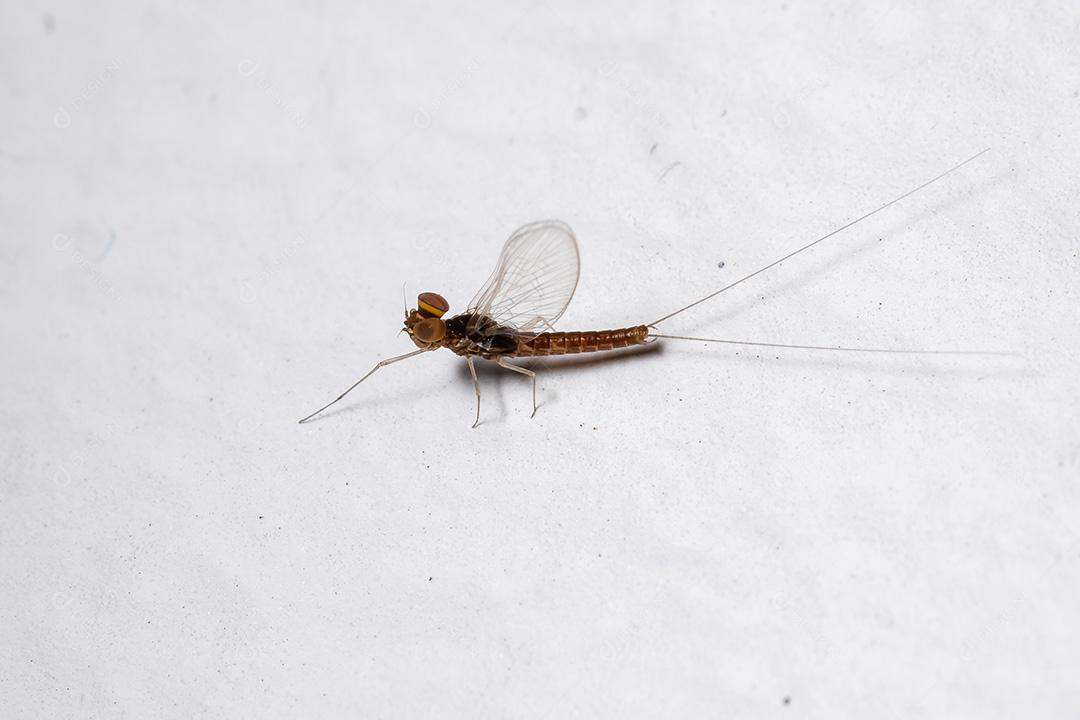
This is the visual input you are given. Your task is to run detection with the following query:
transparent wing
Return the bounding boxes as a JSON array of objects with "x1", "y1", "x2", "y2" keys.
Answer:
[{"x1": 466, "y1": 220, "x2": 580, "y2": 337}]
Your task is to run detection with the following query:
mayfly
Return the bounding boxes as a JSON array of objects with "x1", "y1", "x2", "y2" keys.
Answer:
[{"x1": 300, "y1": 149, "x2": 995, "y2": 427}]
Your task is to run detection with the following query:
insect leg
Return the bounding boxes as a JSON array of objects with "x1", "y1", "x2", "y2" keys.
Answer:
[
  {"x1": 298, "y1": 348, "x2": 428, "y2": 424},
  {"x1": 496, "y1": 357, "x2": 538, "y2": 418},
  {"x1": 466, "y1": 355, "x2": 482, "y2": 428}
]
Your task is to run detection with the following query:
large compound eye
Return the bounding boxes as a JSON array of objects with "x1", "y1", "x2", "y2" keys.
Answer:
[
  {"x1": 417, "y1": 292, "x2": 449, "y2": 318},
  {"x1": 412, "y1": 317, "x2": 446, "y2": 344}
]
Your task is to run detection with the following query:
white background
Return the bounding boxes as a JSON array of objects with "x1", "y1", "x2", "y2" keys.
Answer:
[{"x1": 3, "y1": 1, "x2": 1079, "y2": 717}]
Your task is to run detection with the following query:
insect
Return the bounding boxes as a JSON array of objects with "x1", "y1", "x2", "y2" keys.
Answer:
[{"x1": 299, "y1": 149, "x2": 994, "y2": 427}]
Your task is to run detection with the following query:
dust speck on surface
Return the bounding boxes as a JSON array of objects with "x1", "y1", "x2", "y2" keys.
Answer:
[
  {"x1": 783, "y1": 696, "x2": 791, "y2": 705},
  {"x1": 43, "y1": 13, "x2": 55, "y2": 34},
  {"x1": 657, "y1": 161, "x2": 682, "y2": 182},
  {"x1": 717, "y1": 260, "x2": 725, "y2": 269},
  {"x1": 573, "y1": 106, "x2": 587, "y2": 121},
  {"x1": 97, "y1": 229, "x2": 117, "y2": 262}
]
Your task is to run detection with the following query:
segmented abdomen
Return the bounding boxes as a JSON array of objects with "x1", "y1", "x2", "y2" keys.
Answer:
[{"x1": 514, "y1": 325, "x2": 650, "y2": 356}]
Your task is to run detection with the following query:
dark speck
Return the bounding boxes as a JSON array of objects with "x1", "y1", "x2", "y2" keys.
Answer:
[
  {"x1": 657, "y1": 161, "x2": 682, "y2": 182},
  {"x1": 783, "y1": 696, "x2": 791, "y2": 706},
  {"x1": 717, "y1": 260, "x2": 725, "y2": 269},
  {"x1": 43, "y1": 13, "x2": 55, "y2": 34},
  {"x1": 573, "y1": 106, "x2": 587, "y2": 121}
]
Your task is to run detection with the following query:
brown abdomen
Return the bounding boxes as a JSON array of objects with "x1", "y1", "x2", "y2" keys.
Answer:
[{"x1": 514, "y1": 325, "x2": 650, "y2": 356}]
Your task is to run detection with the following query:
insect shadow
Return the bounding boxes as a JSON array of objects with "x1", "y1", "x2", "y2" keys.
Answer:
[
  {"x1": 686, "y1": 173, "x2": 1008, "y2": 333},
  {"x1": 453, "y1": 342, "x2": 662, "y2": 424}
]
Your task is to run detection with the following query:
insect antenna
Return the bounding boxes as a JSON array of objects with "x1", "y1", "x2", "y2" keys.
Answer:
[{"x1": 649, "y1": 148, "x2": 991, "y2": 327}]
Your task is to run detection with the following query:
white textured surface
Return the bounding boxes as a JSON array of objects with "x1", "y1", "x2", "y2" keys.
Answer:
[{"x1": 3, "y1": 2, "x2": 1079, "y2": 717}]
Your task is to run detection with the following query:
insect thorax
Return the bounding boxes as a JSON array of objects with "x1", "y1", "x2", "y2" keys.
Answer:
[{"x1": 444, "y1": 313, "x2": 521, "y2": 357}]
